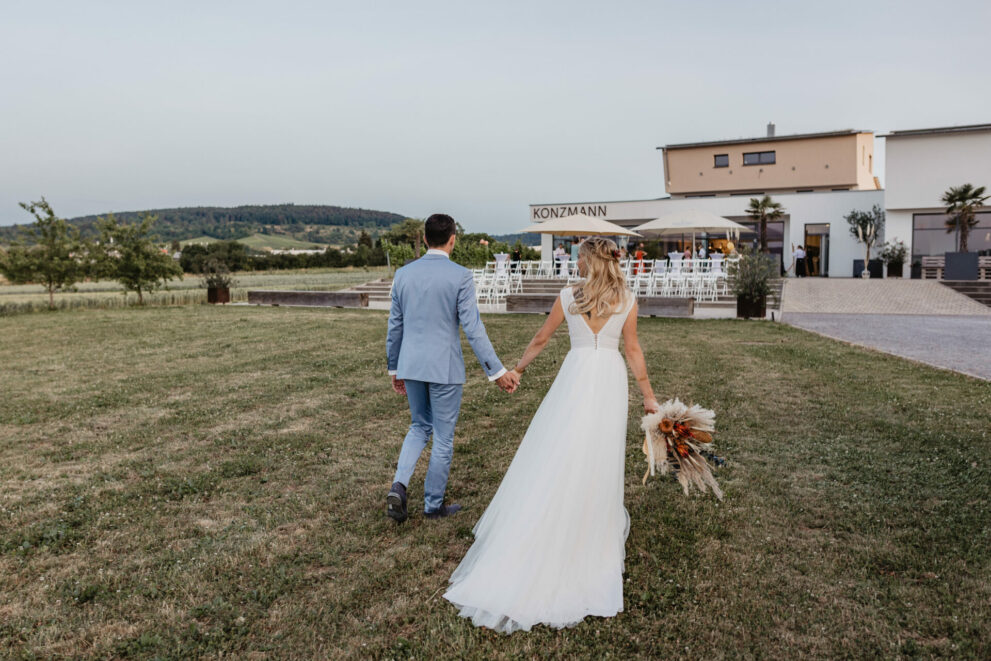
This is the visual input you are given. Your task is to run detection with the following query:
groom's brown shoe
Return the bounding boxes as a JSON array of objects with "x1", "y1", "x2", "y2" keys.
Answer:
[
  {"x1": 386, "y1": 482, "x2": 408, "y2": 523},
  {"x1": 425, "y1": 503, "x2": 463, "y2": 520}
]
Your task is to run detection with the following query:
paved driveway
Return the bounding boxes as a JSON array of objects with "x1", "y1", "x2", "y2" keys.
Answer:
[{"x1": 783, "y1": 313, "x2": 991, "y2": 381}]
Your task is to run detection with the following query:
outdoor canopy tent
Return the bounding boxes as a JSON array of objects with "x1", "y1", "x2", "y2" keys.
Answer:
[
  {"x1": 633, "y1": 209, "x2": 752, "y2": 252},
  {"x1": 521, "y1": 214, "x2": 642, "y2": 237},
  {"x1": 633, "y1": 209, "x2": 751, "y2": 238}
]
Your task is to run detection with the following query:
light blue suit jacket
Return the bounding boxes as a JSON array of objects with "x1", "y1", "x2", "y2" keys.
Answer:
[{"x1": 386, "y1": 253, "x2": 504, "y2": 385}]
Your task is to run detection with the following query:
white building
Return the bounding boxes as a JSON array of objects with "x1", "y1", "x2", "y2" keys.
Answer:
[
  {"x1": 883, "y1": 123, "x2": 991, "y2": 269},
  {"x1": 531, "y1": 127, "x2": 884, "y2": 277},
  {"x1": 531, "y1": 190, "x2": 882, "y2": 277}
]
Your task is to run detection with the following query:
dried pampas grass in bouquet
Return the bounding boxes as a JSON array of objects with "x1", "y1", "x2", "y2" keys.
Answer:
[{"x1": 641, "y1": 398, "x2": 723, "y2": 500}]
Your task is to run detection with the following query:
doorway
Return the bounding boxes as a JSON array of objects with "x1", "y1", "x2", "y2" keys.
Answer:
[{"x1": 804, "y1": 223, "x2": 830, "y2": 277}]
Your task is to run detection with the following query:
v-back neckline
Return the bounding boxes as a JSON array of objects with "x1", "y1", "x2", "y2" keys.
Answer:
[
  {"x1": 579, "y1": 313, "x2": 611, "y2": 336},
  {"x1": 567, "y1": 287, "x2": 629, "y2": 336}
]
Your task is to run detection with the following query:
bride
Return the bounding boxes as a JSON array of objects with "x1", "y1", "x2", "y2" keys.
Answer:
[{"x1": 444, "y1": 236, "x2": 660, "y2": 633}]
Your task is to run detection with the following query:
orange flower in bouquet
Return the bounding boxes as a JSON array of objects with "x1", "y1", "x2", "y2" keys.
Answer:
[{"x1": 641, "y1": 398, "x2": 723, "y2": 500}]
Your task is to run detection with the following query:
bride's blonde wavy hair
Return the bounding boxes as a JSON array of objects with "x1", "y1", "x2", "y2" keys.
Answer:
[{"x1": 569, "y1": 237, "x2": 631, "y2": 317}]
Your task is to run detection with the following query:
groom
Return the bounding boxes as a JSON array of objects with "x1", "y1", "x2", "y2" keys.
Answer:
[{"x1": 385, "y1": 214, "x2": 519, "y2": 523}]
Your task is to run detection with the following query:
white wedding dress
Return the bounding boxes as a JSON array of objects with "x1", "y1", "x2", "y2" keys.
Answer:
[{"x1": 444, "y1": 286, "x2": 635, "y2": 633}]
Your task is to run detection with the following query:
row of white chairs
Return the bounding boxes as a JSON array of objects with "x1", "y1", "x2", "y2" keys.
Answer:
[
  {"x1": 472, "y1": 268, "x2": 522, "y2": 304},
  {"x1": 485, "y1": 256, "x2": 739, "y2": 280},
  {"x1": 627, "y1": 271, "x2": 729, "y2": 301},
  {"x1": 473, "y1": 256, "x2": 737, "y2": 303}
]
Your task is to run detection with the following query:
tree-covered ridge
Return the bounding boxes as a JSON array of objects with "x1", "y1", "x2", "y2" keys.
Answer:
[{"x1": 0, "y1": 204, "x2": 406, "y2": 244}]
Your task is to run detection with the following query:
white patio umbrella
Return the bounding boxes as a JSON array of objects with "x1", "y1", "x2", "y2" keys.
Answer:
[
  {"x1": 633, "y1": 209, "x2": 751, "y2": 250},
  {"x1": 521, "y1": 214, "x2": 642, "y2": 237}
]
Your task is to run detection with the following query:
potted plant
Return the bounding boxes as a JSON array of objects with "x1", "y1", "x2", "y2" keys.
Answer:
[
  {"x1": 941, "y1": 183, "x2": 988, "y2": 280},
  {"x1": 879, "y1": 239, "x2": 908, "y2": 278},
  {"x1": 845, "y1": 205, "x2": 884, "y2": 278},
  {"x1": 200, "y1": 257, "x2": 236, "y2": 304},
  {"x1": 727, "y1": 247, "x2": 776, "y2": 319}
]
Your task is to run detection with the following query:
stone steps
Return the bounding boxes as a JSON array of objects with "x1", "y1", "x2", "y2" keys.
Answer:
[
  {"x1": 942, "y1": 281, "x2": 991, "y2": 307},
  {"x1": 345, "y1": 278, "x2": 393, "y2": 301}
]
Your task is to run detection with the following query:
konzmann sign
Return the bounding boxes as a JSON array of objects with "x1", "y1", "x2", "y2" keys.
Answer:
[{"x1": 531, "y1": 205, "x2": 608, "y2": 220}]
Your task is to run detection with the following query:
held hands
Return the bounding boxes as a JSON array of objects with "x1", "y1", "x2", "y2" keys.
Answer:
[{"x1": 495, "y1": 370, "x2": 521, "y2": 394}]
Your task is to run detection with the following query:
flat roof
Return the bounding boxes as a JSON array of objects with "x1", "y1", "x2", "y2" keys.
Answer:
[
  {"x1": 529, "y1": 188, "x2": 883, "y2": 208},
  {"x1": 530, "y1": 197, "x2": 669, "y2": 207},
  {"x1": 659, "y1": 129, "x2": 870, "y2": 150},
  {"x1": 881, "y1": 123, "x2": 991, "y2": 138}
]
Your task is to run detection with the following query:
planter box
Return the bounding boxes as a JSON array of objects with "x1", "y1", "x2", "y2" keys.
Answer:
[
  {"x1": 944, "y1": 252, "x2": 979, "y2": 280},
  {"x1": 207, "y1": 286, "x2": 230, "y2": 304},
  {"x1": 852, "y1": 259, "x2": 883, "y2": 278},
  {"x1": 736, "y1": 296, "x2": 766, "y2": 319},
  {"x1": 886, "y1": 263, "x2": 904, "y2": 278}
]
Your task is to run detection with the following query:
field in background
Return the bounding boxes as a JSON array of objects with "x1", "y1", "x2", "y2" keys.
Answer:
[
  {"x1": 179, "y1": 234, "x2": 330, "y2": 251},
  {"x1": 0, "y1": 267, "x2": 389, "y2": 315},
  {"x1": 1, "y1": 306, "x2": 988, "y2": 658}
]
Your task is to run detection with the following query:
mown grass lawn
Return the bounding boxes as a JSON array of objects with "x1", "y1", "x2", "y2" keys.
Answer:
[
  {"x1": 0, "y1": 305, "x2": 988, "y2": 659},
  {"x1": 0, "y1": 266, "x2": 389, "y2": 315}
]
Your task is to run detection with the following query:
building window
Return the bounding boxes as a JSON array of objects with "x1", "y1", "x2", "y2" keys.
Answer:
[
  {"x1": 743, "y1": 151, "x2": 775, "y2": 166},
  {"x1": 714, "y1": 154, "x2": 729, "y2": 168},
  {"x1": 913, "y1": 212, "x2": 991, "y2": 259},
  {"x1": 796, "y1": 189, "x2": 814, "y2": 193}
]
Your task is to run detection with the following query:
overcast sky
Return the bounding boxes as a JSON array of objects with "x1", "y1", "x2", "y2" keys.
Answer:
[{"x1": 2, "y1": 0, "x2": 989, "y2": 233}]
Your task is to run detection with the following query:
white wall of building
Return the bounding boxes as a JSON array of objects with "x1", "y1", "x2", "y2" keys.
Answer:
[
  {"x1": 532, "y1": 189, "x2": 884, "y2": 277},
  {"x1": 884, "y1": 128, "x2": 991, "y2": 259},
  {"x1": 885, "y1": 131, "x2": 991, "y2": 211}
]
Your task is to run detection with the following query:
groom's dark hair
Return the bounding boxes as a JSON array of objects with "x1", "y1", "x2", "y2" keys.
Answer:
[{"x1": 425, "y1": 214, "x2": 457, "y2": 248}]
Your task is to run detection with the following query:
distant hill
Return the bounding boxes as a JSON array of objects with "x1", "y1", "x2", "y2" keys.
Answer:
[
  {"x1": 0, "y1": 203, "x2": 406, "y2": 246},
  {"x1": 491, "y1": 232, "x2": 542, "y2": 246},
  {"x1": 181, "y1": 233, "x2": 328, "y2": 251}
]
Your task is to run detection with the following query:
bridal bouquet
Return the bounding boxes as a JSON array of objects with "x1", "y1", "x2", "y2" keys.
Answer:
[{"x1": 641, "y1": 398, "x2": 723, "y2": 500}]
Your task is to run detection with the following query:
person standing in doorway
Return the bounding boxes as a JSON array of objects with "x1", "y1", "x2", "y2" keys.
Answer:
[{"x1": 791, "y1": 244, "x2": 807, "y2": 277}]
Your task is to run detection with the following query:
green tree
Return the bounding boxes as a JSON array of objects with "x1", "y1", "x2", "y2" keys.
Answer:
[
  {"x1": 357, "y1": 230, "x2": 373, "y2": 248},
  {"x1": 845, "y1": 204, "x2": 885, "y2": 278},
  {"x1": 381, "y1": 219, "x2": 425, "y2": 257},
  {"x1": 97, "y1": 214, "x2": 183, "y2": 304},
  {"x1": 0, "y1": 199, "x2": 87, "y2": 309},
  {"x1": 942, "y1": 183, "x2": 988, "y2": 253},
  {"x1": 746, "y1": 195, "x2": 785, "y2": 253}
]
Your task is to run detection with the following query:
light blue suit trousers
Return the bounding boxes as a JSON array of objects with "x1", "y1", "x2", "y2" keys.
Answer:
[{"x1": 392, "y1": 380, "x2": 462, "y2": 512}]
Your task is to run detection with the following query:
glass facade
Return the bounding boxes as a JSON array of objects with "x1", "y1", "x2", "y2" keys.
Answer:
[{"x1": 912, "y1": 212, "x2": 991, "y2": 260}]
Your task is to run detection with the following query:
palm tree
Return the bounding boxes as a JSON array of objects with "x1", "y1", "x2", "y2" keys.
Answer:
[
  {"x1": 746, "y1": 196, "x2": 785, "y2": 253},
  {"x1": 942, "y1": 183, "x2": 989, "y2": 253}
]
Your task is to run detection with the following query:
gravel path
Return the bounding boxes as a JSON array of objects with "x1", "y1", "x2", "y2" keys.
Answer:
[{"x1": 783, "y1": 313, "x2": 991, "y2": 381}]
